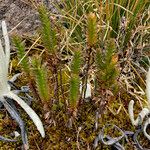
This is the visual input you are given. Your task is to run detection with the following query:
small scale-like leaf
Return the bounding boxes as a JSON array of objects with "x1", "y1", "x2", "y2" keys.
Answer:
[
  {"x1": 71, "y1": 50, "x2": 82, "y2": 74},
  {"x1": 87, "y1": 12, "x2": 97, "y2": 46},
  {"x1": 69, "y1": 75, "x2": 80, "y2": 109},
  {"x1": 38, "y1": 5, "x2": 57, "y2": 53},
  {"x1": 32, "y1": 58, "x2": 50, "y2": 102},
  {"x1": 13, "y1": 36, "x2": 30, "y2": 73}
]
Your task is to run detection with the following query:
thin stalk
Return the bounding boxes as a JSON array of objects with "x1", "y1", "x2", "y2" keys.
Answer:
[
  {"x1": 59, "y1": 68, "x2": 66, "y2": 105},
  {"x1": 54, "y1": 66, "x2": 59, "y2": 102}
]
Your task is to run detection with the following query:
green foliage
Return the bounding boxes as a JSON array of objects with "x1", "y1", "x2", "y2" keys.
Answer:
[
  {"x1": 13, "y1": 36, "x2": 30, "y2": 73},
  {"x1": 32, "y1": 58, "x2": 50, "y2": 102},
  {"x1": 87, "y1": 12, "x2": 97, "y2": 46},
  {"x1": 69, "y1": 75, "x2": 80, "y2": 109},
  {"x1": 96, "y1": 49, "x2": 105, "y2": 70},
  {"x1": 96, "y1": 39, "x2": 118, "y2": 88},
  {"x1": 4, "y1": 1, "x2": 149, "y2": 148},
  {"x1": 71, "y1": 50, "x2": 82, "y2": 74},
  {"x1": 105, "y1": 39, "x2": 116, "y2": 64},
  {"x1": 38, "y1": 5, "x2": 57, "y2": 54},
  {"x1": 69, "y1": 50, "x2": 82, "y2": 109}
]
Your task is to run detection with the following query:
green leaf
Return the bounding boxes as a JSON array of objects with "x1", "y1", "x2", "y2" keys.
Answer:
[
  {"x1": 69, "y1": 75, "x2": 80, "y2": 109},
  {"x1": 13, "y1": 36, "x2": 30, "y2": 73},
  {"x1": 87, "y1": 12, "x2": 97, "y2": 46},
  {"x1": 71, "y1": 50, "x2": 82, "y2": 74},
  {"x1": 38, "y1": 5, "x2": 57, "y2": 54},
  {"x1": 32, "y1": 58, "x2": 50, "y2": 102}
]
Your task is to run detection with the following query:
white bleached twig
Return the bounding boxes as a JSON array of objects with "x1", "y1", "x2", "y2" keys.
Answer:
[
  {"x1": 128, "y1": 67, "x2": 150, "y2": 140},
  {"x1": 128, "y1": 100, "x2": 150, "y2": 126}
]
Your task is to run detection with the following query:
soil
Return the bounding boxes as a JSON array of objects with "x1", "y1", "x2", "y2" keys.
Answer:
[{"x1": 0, "y1": 0, "x2": 59, "y2": 36}]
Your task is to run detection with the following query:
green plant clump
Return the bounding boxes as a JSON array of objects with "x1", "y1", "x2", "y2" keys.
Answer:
[
  {"x1": 38, "y1": 5, "x2": 57, "y2": 54},
  {"x1": 1, "y1": 0, "x2": 149, "y2": 149},
  {"x1": 32, "y1": 58, "x2": 50, "y2": 102},
  {"x1": 69, "y1": 50, "x2": 82, "y2": 111},
  {"x1": 13, "y1": 36, "x2": 30, "y2": 74}
]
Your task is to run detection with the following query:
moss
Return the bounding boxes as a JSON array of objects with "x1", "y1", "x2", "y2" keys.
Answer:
[{"x1": 1, "y1": 0, "x2": 149, "y2": 149}]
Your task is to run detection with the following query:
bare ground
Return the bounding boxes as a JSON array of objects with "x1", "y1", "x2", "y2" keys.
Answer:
[{"x1": 0, "y1": 0, "x2": 59, "y2": 36}]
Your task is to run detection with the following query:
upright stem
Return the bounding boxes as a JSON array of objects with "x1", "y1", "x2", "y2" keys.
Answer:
[{"x1": 54, "y1": 66, "x2": 59, "y2": 102}]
